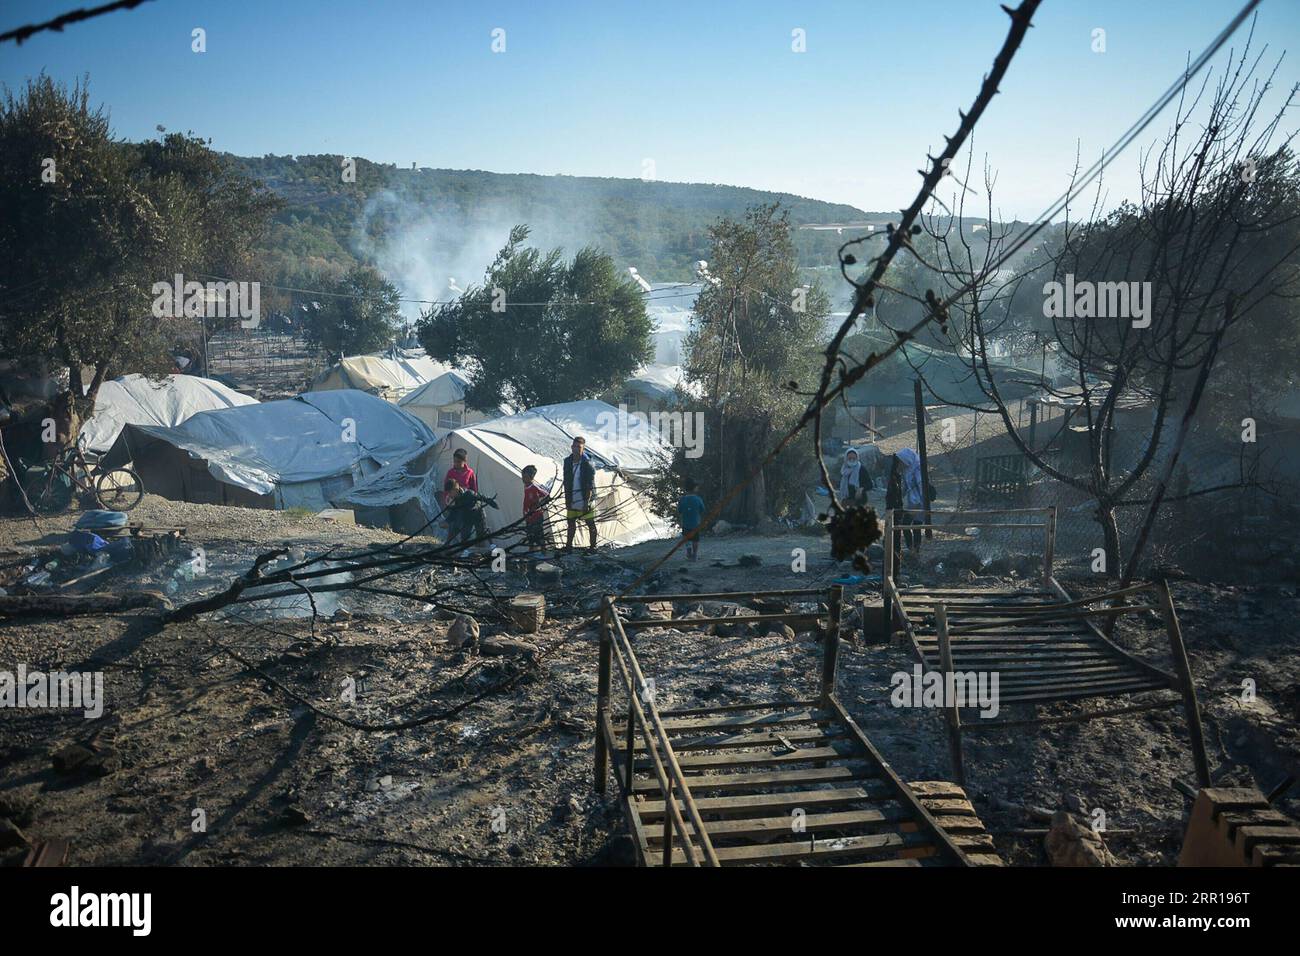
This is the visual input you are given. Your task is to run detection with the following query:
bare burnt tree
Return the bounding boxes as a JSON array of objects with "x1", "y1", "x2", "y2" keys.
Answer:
[{"x1": 904, "y1": 40, "x2": 1300, "y2": 579}]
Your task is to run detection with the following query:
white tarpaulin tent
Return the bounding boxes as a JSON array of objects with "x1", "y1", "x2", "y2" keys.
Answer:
[
  {"x1": 476, "y1": 400, "x2": 670, "y2": 477},
  {"x1": 398, "y1": 370, "x2": 505, "y2": 430},
  {"x1": 341, "y1": 400, "x2": 671, "y2": 544},
  {"x1": 81, "y1": 373, "x2": 258, "y2": 453},
  {"x1": 104, "y1": 389, "x2": 436, "y2": 510},
  {"x1": 311, "y1": 348, "x2": 451, "y2": 401}
]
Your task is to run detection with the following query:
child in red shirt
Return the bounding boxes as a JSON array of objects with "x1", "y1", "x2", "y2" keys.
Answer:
[
  {"x1": 522, "y1": 465, "x2": 550, "y2": 554},
  {"x1": 443, "y1": 447, "x2": 477, "y2": 506}
]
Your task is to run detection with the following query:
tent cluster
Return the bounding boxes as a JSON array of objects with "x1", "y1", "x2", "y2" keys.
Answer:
[
  {"x1": 92, "y1": 367, "x2": 669, "y2": 545},
  {"x1": 339, "y1": 400, "x2": 670, "y2": 545}
]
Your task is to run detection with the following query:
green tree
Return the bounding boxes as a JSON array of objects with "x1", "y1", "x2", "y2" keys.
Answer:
[
  {"x1": 675, "y1": 203, "x2": 830, "y2": 523},
  {"x1": 0, "y1": 76, "x2": 278, "y2": 422},
  {"x1": 417, "y1": 225, "x2": 652, "y2": 409},
  {"x1": 300, "y1": 265, "x2": 402, "y2": 358}
]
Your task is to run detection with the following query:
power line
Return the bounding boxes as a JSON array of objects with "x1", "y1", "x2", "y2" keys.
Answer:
[{"x1": 0, "y1": 0, "x2": 153, "y2": 46}]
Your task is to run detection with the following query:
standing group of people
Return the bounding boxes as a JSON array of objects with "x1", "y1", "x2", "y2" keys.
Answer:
[
  {"x1": 438, "y1": 435, "x2": 931, "y2": 567},
  {"x1": 438, "y1": 436, "x2": 602, "y2": 556},
  {"x1": 836, "y1": 444, "x2": 932, "y2": 563}
]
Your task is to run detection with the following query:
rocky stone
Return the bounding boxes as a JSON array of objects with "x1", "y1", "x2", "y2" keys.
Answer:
[
  {"x1": 1044, "y1": 810, "x2": 1116, "y2": 866},
  {"x1": 766, "y1": 623, "x2": 796, "y2": 641},
  {"x1": 51, "y1": 743, "x2": 94, "y2": 774},
  {"x1": 447, "y1": 615, "x2": 480, "y2": 649},
  {"x1": 479, "y1": 636, "x2": 540, "y2": 662},
  {"x1": 644, "y1": 601, "x2": 674, "y2": 620}
]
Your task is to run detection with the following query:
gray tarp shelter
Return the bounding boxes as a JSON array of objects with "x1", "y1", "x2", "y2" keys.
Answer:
[{"x1": 103, "y1": 389, "x2": 436, "y2": 510}]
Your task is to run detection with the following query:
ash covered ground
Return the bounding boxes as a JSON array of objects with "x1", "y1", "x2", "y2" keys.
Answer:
[{"x1": 1, "y1": 496, "x2": 1297, "y2": 866}]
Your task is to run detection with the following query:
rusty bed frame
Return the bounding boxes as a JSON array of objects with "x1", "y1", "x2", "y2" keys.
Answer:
[
  {"x1": 592, "y1": 587, "x2": 998, "y2": 867},
  {"x1": 882, "y1": 506, "x2": 1211, "y2": 789}
]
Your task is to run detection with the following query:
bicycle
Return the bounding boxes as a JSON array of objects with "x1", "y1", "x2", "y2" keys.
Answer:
[{"x1": 19, "y1": 442, "x2": 144, "y2": 515}]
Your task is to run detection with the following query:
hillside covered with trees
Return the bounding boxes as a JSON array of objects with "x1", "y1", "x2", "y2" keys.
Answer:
[{"x1": 232, "y1": 154, "x2": 885, "y2": 286}]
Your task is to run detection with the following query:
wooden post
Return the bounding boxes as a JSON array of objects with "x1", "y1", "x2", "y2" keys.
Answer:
[
  {"x1": 935, "y1": 603, "x2": 965, "y2": 785},
  {"x1": 821, "y1": 585, "x2": 844, "y2": 702},
  {"x1": 1157, "y1": 581, "x2": 1211, "y2": 788},
  {"x1": 662, "y1": 776, "x2": 675, "y2": 867},
  {"x1": 882, "y1": 510, "x2": 894, "y2": 642},
  {"x1": 1043, "y1": 505, "x2": 1057, "y2": 587},
  {"x1": 594, "y1": 598, "x2": 612, "y2": 792},
  {"x1": 913, "y1": 379, "x2": 933, "y2": 539},
  {"x1": 623, "y1": 694, "x2": 637, "y2": 795}
]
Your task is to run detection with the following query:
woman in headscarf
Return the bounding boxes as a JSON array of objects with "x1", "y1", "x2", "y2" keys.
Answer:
[
  {"x1": 886, "y1": 449, "x2": 925, "y2": 561},
  {"x1": 838, "y1": 448, "x2": 868, "y2": 504}
]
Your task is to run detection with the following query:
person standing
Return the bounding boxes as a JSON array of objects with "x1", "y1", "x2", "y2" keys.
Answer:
[
  {"x1": 443, "y1": 478, "x2": 496, "y2": 550},
  {"x1": 838, "y1": 448, "x2": 868, "y2": 504},
  {"x1": 886, "y1": 449, "x2": 926, "y2": 564},
  {"x1": 521, "y1": 464, "x2": 550, "y2": 554},
  {"x1": 677, "y1": 478, "x2": 705, "y2": 561},
  {"x1": 562, "y1": 436, "x2": 597, "y2": 553},
  {"x1": 443, "y1": 448, "x2": 477, "y2": 506}
]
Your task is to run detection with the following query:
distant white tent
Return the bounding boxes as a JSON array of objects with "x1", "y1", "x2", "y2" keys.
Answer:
[
  {"x1": 645, "y1": 282, "x2": 700, "y2": 366},
  {"x1": 81, "y1": 373, "x2": 257, "y2": 453},
  {"x1": 398, "y1": 370, "x2": 506, "y2": 430},
  {"x1": 103, "y1": 389, "x2": 436, "y2": 511},
  {"x1": 311, "y1": 348, "x2": 451, "y2": 401}
]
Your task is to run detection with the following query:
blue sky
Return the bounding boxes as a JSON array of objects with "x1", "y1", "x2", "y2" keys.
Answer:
[{"x1": 2, "y1": 0, "x2": 1297, "y2": 218}]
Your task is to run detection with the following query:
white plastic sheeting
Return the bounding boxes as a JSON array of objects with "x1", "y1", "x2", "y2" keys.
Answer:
[
  {"x1": 397, "y1": 370, "x2": 508, "y2": 429},
  {"x1": 475, "y1": 400, "x2": 670, "y2": 477},
  {"x1": 112, "y1": 389, "x2": 436, "y2": 497},
  {"x1": 399, "y1": 370, "x2": 471, "y2": 411},
  {"x1": 311, "y1": 348, "x2": 451, "y2": 400},
  {"x1": 81, "y1": 374, "x2": 257, "y2": 453}
]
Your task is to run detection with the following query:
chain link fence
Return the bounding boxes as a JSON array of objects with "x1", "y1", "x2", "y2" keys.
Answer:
[{"x1": 854, "y1": 397, "x2": 1300, "y2": 583}]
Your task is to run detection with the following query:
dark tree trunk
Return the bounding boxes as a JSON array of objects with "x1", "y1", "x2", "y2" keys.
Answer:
[{"x1": 721, "y1": 417, "x2": 766, "y2": 525}]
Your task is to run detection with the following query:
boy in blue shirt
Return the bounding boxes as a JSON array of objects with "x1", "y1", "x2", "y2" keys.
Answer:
[{"x1": 677, "y1": 478, "x2": 705, "y2": 561}]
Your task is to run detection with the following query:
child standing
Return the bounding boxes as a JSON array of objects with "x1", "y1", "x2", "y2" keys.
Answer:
[
  {"x1": 677, "y1": 478, "x2": 705, "y2": 561},
  {"x1": 521, "y1": 465, "x2": 550, "y2": 554},
  {"x1": 443, "y1": 478, "x2": 497, "y2": 550},
  {"x1": 443, "y1": 448, "x2": 478, "y2": 506}
]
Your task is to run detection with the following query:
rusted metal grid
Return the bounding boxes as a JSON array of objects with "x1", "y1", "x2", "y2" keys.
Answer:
[
  {"x1": 882, "y1": 507, "x2": 1210, "y2": 788},
  {"x1": 592, "y1": 588, "x2": 998, "y2": 867}
]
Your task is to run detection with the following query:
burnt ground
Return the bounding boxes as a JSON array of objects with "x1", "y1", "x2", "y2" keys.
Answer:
[{"x1": 1, "y1": 496, "x2": 1298, "y2": 866}]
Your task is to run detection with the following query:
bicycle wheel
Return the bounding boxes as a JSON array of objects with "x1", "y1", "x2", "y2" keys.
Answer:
[
  {"x1": 94, "y1": 467, "x2": 144, "y2": 512},
  {"x1": 23, "y1": 469, "x2": 74, "y2": 514}
]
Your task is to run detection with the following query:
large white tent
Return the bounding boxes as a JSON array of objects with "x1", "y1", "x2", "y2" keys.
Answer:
[
  {"x1": 81, "y1": 373, "x2": 258, "y2": 453},
  {"x1": 103, "y1": 389, "x2": 436, "y2": 510}
]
